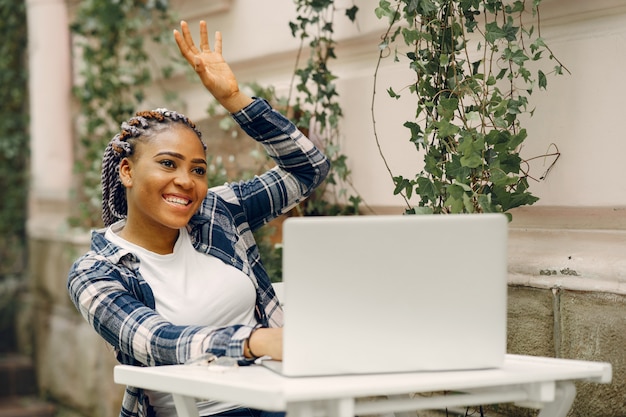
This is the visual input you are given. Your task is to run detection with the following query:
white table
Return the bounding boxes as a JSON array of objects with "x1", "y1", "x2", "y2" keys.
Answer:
[{"x1": 114, "y1": 354, "x2": 611, "y2": 417}]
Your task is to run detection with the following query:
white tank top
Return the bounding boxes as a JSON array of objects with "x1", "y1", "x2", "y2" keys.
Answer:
[{"x1": 106, "y1": 222, "x2": 257, "y2": 416}]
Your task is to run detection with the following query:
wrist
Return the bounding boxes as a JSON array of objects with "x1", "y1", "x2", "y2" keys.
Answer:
[
  {"x1": 244, "y1": 329, "x2": 261, "y2": 359},
  {"x1": 220, "y1": 91, "x2": 254, "y2": 114}
]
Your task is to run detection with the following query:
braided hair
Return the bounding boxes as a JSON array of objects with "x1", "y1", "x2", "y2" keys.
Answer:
[{"x1": 101, "y1": 108, "x2": 206, "y2": 227}]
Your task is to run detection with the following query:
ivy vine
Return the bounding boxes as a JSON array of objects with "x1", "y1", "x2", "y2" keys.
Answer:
[
  {"x1": 0, "y1": 0, "x2": 29, "y2": 276},
  {"x1": 288, "y1": 0, "x2": 364, "y2": 216},
  {"x1": 70, "y1": 0, "x2": 177, "y2": 228},
  {"x1": 373, "y1": 0, "x2": 566, "y2": 216},
  {"x1": 204, "y1": 1, "x2": 366, "y2": 217}
]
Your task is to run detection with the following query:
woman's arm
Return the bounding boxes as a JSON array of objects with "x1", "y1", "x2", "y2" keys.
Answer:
[
  {"x1": 174, "y1": 21, "x2": 330, "y2": 230},
  {"x1": 67, "y1": 250, "x2": 255, "y2": 366},
  {"x1": 226, "y1": 98, "x2": 330, "y2": 230}
]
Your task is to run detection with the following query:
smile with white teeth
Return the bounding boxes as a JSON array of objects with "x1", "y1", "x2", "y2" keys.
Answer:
[{"x1": 164, "y1": 196, "x2": 191, "y2": 206}]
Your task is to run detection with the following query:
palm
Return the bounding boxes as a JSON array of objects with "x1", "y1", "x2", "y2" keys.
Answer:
[
  {"x1": 194, "y1": 52, "x2": 238, "y2": 100},
  {"x1": 174, "y1": 21, "x2": 239, "y2": 101}
]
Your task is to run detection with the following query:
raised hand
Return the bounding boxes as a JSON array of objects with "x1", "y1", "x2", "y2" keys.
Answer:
[{"x1": 173, "y1": 20, "x2": 252, "y2": 112}]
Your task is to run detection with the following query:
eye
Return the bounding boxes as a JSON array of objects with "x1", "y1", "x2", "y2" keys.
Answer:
[
  {"x1": 192, "y1": 166, "x2": 207, "y2": 176},
  {"x1": 159, "y1": 159, "x2": 175, "y2": 168}
]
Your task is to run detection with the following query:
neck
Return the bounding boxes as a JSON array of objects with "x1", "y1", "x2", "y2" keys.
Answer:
[{"x1": 117, "y1": 221, "x2": 180, "y2": 255}]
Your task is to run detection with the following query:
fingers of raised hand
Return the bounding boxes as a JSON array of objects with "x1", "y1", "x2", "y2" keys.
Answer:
[
  {"x1": 173, "y1": 29, "x2": 189, "y2": 56},
  {"x1": 180, "y1": 20, "x2": 200, "y2": 55},
  {"x1": 199, "y1": 20, "x2": 210, "y2": 51},
  {"x1": 214, "y1": 31, "x2": 222, "y2": 55}
]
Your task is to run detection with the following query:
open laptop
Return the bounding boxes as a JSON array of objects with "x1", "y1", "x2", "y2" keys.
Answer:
[{"x1": 263, "y1": 213, "x2": 508, "y2": 377}]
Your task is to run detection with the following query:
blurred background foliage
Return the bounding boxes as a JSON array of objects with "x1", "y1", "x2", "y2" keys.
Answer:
[{"x1": 0, "y1": 0, "x2": 29, "y2": 352}]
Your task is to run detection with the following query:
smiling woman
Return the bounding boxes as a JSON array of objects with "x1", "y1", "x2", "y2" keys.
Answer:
[
  {"x1": 103, "y1": 110, "x2": 208, "y2": 254},
  {"x1": 67, "y1": 20, "x2": 330, "y2": 417},
  {"x1": 102, "y1": 110, "x2": 207, "y2": 254}
]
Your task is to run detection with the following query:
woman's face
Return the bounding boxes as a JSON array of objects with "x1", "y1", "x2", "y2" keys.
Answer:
[{"x1": 119, "y1": 125, "x2": 208, "y2": 235}]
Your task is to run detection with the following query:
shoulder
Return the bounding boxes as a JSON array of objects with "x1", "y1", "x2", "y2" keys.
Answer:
[{"x1": 68, "y1": 230, "x2": 138, "y2": 287}]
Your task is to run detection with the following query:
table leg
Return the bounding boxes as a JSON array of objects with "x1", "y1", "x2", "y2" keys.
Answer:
[
  {"x1": 536, "y1": 381, "x2": 576, "y2": 417},
  {"x1": 172, "y1": 394, "x2": 200, "y2": 417},
  {"x1": 325, "y1": 398, "x2": 355, "y2": 417},
  {"x1": 385, "y1": 395, "x2": 416, "y2": 417},
  {"x1": 287, "y1": 402, "x2": 315, "y2": 417},
  {"x1": 286, "y1": 398, "x2": 354, "y2": 417}
]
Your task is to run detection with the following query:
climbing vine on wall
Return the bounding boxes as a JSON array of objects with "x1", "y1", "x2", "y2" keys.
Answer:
[
  {"x1": 288, "y1": 0, "x2": 364, "y2": 215},
  {"x1": 70, "y1": 0, "x2": 177, "y2": 228},
  {"x1": 0, "y1": 0, "x2": 29, "y2": 275},
  {"x1": 373, "y1": 0, "x2": 565, "y2": 216}
]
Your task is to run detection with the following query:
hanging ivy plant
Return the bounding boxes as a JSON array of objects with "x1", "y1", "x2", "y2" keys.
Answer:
[
  {"x1": 70, "y1": 0, "x2": 176, "y2": 228},
  {"x1": 373, "y1": 0, "x2": 566, "y2": 217},
  {"x1": 203, "y1": 1, "x2": 366, "y2": 216},
  {"x1": 288, "y1": 0, "x2": 364, "y2": 216}
]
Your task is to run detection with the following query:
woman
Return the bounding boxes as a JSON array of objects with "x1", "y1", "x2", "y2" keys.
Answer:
[{"x1": 68, "y1": 20, "x2": 330, "y2": 417}]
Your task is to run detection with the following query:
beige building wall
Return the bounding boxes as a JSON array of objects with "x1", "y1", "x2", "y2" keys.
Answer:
[
  {"x1": 163, "y1": 0, "x2": 626, "y2": 294},
  {"x1": 162, "y1": 0, "x2": 626, "y2": 209}
]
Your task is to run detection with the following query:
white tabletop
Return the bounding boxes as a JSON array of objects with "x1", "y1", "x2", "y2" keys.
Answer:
[{"x1": 114, "y1": 354, "x2": 611, "y2": 414}]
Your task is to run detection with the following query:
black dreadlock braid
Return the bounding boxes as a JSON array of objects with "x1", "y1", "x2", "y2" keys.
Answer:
[{"x1": 101, "y1": 108, "x2": 206, "y2": 227}]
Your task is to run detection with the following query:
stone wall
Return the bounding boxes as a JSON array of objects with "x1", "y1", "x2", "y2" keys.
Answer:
[
  {"x1": 502, "y1": 207, "x2": 626, "y2": 416},
  {"x1": 19, "y1": 233, "x2": 124, "y2": 417},
  {"x1": 507, "y1": 287, "x2": 626, "y2": 416}
]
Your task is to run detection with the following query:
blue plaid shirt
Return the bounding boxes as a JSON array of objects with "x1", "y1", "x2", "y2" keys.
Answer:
[{"x1": 67, "y1": 98, "x2": 330, "y2": 417}]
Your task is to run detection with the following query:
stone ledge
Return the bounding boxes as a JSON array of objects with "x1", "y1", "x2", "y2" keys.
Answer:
[
  {"x1": 508, "y1": 227, "x2": 626, "y2": 295},
  {"x1": 508, "y1": 206, "x2": 626, "y2": 230}
]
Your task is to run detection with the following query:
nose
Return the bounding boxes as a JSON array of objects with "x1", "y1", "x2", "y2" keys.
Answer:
[{"x1": 173, "y1": 171, "x2": 194, "y2": 189}]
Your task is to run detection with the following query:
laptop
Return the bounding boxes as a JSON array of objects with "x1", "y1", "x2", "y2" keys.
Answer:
[{"x1": 263, "y1": 213, "x2": 509, "y2": 377}]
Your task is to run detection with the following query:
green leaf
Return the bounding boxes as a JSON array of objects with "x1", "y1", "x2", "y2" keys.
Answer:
[
  {"x1": 477, "y1": 194, "x2": 495, "y2": 213},
  {"x1": 538, "y1": 70, "x2": 547, "y2": 89},
  {"x1": 485, "y1": 22, "x2": 505, "y2": 44},
  {"x1": 463, "y1": 193, "x2": 475, "y2": 213},
  {"x1": 439, "y1": 97, "x2": 459, "y2": 116},
  {"x1": 460, "y1": 152, "x2": 483, "y2": 168},
  {"x1": 393, "y1": 176, "x2": 412, "y2": 196},
  {"x1": 416, "y1": 176, "x2": 438, "y2": 202},
  {"x1": 501, "y1": 17, "x2": 520, "y2": 41},
  {"x1": 424, "y1": 153, "x2": 442, "y2": 177},
  {"x1": 402, "y1": 28, "x2": 421, "y2": 45},
  {"x1": 387, "y1": 87, "x2": 401, "y2": 99},
  {"x1": 458, "y1": 133, "x2": 485, "y2": 168},
  {"x1": 505, "y1": 1, "x2": 525, "y2": 13},
  {"x1": 345, "y1": 5, "x2": 358, "y2": 22},
  {"x1": 444, "y1": 195, "x2": 465, "y2": 213},
  {"x1": 375, "y1": 1, "x2": 394, "y2": 20},
  {"x1": 411, "y1": 206, "x2": 434, "y2": 215},
  {"x1": 439, "y1": 54, "x2": 450, "y2": 67},
  {"x1": 445, "y1": 155, "x2": 471, "y2": 181},
  {"x1": 498, "y1": 153, "x2": 522, "y2": 174},
  {"x1": 504, "y1": 47, "x2": 529, "y2": 66},
  {"x1": 416, "y1": 0, "x2": 438, "y2": 14},
  {"x1": 404, "y1": 121, "x2": 424, "y2": 148},
  {"x1": 530, "y1": 36, "x2": 547, "y2": 52},
  {"x1": 434, "y1": 119, "x2": 460, "y2": 138}
]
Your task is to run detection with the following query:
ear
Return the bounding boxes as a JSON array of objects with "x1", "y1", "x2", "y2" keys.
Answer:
[{"x1": 119, "y1": 157, "x2": 133, "y2": 188}]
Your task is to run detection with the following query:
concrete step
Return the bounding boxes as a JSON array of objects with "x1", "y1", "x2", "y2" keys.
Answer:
[
  {"x1": 0, "y1": 397, "x2": 55, "y2": 417},
  {"x1": 0, "y1": 355, "x2": 37, "y2": 398},
  {"x1": 0, "y1": 354, "x2": 56, "y2": 417}
]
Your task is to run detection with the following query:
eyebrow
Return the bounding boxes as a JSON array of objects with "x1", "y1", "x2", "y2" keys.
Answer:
[{"x1": 155, "y1": 151, "x2": 207, "y2": 165}]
